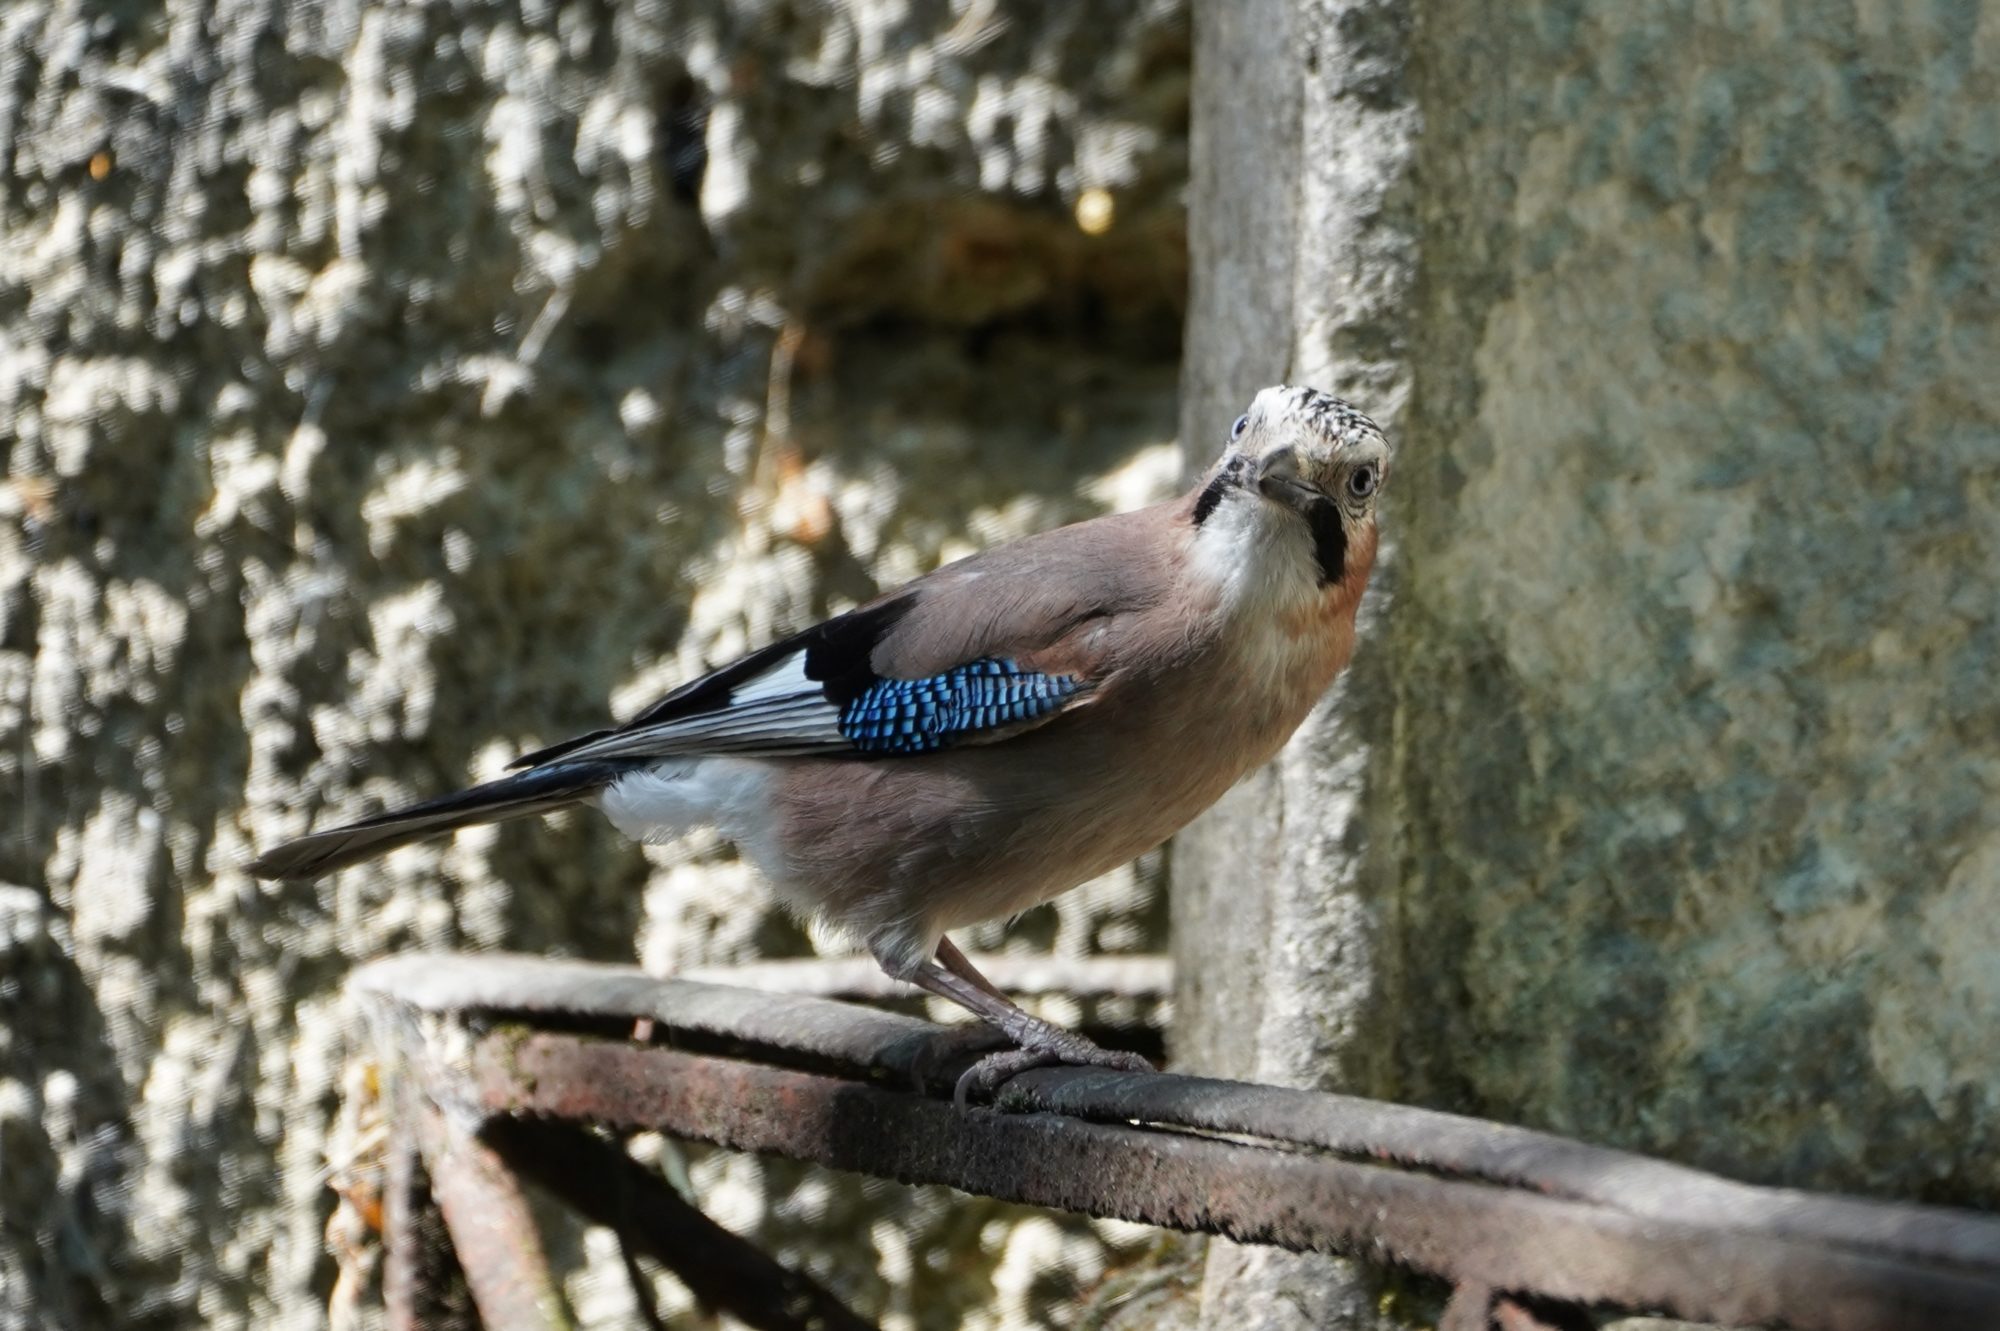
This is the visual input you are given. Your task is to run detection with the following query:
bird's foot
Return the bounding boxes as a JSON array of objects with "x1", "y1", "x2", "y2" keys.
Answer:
[
  {"x1": 908, "y1": 1022, "x2": 1013, "y2": 1093},
  {"x1": 952, "y1": 1031, "x2": 1151, "y2": 1110}
]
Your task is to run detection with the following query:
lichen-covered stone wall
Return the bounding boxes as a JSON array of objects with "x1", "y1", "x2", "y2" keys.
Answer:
[
  {"x1": 1388, "y1": 0, "x2": 2000, "y2": 1203},
  {"x1": 1169, "y1": 0, "x2": 2000, "y2": 1324},
  {"x1": 0, "y1": 2, "x2": 1187, "y2": 1326}
]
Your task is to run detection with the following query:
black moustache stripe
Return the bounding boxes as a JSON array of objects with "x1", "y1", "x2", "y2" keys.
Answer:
[
  {"x1": 1306, "y1": 499, "x2": 1346, "y2": 585},
  {"x1": 1191, "y1": 471, "x2": 1232, "y2": 526}
]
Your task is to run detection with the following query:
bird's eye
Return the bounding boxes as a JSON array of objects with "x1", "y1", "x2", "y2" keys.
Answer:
[
  {"x1": 1229, "y1": 415, "x2": 1249, "y2": 442},
  {"x1": 1347, "y1": 465, "x2": 1378, "y2": 500}
]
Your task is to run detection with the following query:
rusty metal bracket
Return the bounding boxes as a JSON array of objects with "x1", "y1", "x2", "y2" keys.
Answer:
[
  {"x1": 415, "y1": 1095, "x2": 574, "y2": 1331},
  {"x1": 479, "y1": 1116, "x2": 874, "y2": 1331},
  {"x1": 351, "y1": 952, "x2": 2000, "y2": 1331}
]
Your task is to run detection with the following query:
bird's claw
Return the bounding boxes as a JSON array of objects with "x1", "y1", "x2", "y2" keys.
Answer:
[
  {"x1": 951, "y1": 1040, "x2": 1152, "y2": 1111},
  {"x1": 909, "y1": 1022, "x2": 1014, "y2": 1093}
]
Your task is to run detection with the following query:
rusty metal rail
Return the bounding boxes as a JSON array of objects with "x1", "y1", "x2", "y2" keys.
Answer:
[{"x1": 349, "y1": 953, "x2": 2000, "y2": 1331}]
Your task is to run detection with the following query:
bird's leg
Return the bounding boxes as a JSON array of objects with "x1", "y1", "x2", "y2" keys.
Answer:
[
  {"x1": 933, "y1": 935, "x2": 1011, "y2": 1002},
  {"x1": 907, "y1": 938, "x2": 1151, "y2": 1107}
]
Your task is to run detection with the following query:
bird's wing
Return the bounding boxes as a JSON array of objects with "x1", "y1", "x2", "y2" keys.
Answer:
[{"x1": 510, "y1": 507, "x2": 1172, "y2": 768}]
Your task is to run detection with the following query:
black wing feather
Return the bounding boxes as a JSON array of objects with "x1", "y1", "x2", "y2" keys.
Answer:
[{"x1": 508, "y1": 598, "x2": 915, "y2": 769}]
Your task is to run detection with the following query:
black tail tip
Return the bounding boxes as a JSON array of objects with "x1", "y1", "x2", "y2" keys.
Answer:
[
  {"x1": 244, "y1": 847, "x2": 317, "y2": 881},
  {"x1": 245, "y1": 828, "x2": 365, "y2": 881}
]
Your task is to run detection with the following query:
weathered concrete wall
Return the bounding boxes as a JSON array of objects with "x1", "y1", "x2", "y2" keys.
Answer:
[
  {"x1": 1166, "y1": 0, "x2": 2000, "y2": 1324},
  {"x1": 1165, "y1": 0, "x2": 1417, "y2": 1323},
  {"x1": 1389, "y1": 0, "x2": 2000, "y2": 1203},
  {"x1": 0, "y1": 2, "x2": 1187, "y2": 1327}
]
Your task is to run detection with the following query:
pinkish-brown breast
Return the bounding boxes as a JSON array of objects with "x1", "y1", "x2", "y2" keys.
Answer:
[{"x1": 760, "y1": 533, "x2": 1372, "y2": 955}]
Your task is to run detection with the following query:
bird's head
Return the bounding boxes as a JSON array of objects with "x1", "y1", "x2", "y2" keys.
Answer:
[{"x1": 1190, "y1": 385, "x2": 1391, "y2": 602}]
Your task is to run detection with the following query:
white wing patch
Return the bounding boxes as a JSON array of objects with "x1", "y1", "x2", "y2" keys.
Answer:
[
  {"x1": 547, "y1": 647, "x2": 846, "y2": 763},
  {"x1": 728, "y1": 653, "x2": 815, "y2": 704}
]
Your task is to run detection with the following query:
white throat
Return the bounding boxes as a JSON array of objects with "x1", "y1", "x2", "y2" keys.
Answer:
[{"x1": 1187, "y1": 487, "x2": 1323, "y2": 619}]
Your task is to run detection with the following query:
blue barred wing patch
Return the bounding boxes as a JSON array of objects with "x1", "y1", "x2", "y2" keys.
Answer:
[{"x1": 837, "y1": 659, "x2": 1081, "y2": 754}]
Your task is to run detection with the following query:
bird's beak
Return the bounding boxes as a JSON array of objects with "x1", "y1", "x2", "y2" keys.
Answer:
[{"x1": 1255, "y1": 446, "x2": 1320, "y2": 508}]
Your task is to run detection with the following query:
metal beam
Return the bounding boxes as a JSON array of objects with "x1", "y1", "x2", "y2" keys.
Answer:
[{"x1": 352, "y1": 953, "x2": 2000, "y2": 1331}]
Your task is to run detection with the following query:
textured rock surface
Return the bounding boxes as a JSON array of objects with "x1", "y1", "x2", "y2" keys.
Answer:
[
  {"x1": 0, "y1": 1, "x2": 1186, "y2": 1326},
  {"x1": 1389, "y1": 0, "x2": 2000, "y2": 1204},
  {"x1": 1170, "y1": 0, "x2": 2000, "y2": 1323},
  {"x1": 1165, "y1": 0, "x2": 1417, "y2": 1322}
]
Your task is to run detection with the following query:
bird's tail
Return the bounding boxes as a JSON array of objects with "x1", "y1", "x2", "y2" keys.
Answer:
[{"x1": 247, "y1": 761, "x2": 628, "y2": 881}]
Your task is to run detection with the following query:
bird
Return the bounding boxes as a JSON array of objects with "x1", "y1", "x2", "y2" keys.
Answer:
[{"x1": 250, "y1": 385, "x2": 1392, "y2": 1098}]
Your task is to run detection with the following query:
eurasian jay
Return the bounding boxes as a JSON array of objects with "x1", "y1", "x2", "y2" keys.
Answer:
[{"x1": 252, "y1": 385, "x2": 1391, "y2": 1093}]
